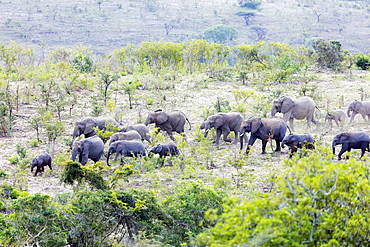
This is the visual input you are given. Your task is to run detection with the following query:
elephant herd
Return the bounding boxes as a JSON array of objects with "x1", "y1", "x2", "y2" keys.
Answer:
[{"x1": 30, "y1": 96, "x2": 370, "y2": 176}]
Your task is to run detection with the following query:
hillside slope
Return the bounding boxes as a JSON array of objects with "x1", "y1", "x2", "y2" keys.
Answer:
[{"x1": 1, "y1": 0, "x2": 369, "y2": 54}]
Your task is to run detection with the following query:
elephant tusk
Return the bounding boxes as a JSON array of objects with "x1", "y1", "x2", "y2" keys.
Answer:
[
  {"x1": 240, "y1": 133, "x2": 244, "y2": 137},
  {"x1": 205, "y1": 129, "x2": 209, "y2": 133}
]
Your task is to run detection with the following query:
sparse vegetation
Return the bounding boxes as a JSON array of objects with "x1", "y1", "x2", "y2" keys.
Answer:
[{"x1": 0, "y1": 2, "x2": 369, "y2": 245}]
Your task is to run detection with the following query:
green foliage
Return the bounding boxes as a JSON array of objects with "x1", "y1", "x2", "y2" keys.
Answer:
[
  {"x1": 16, "y1": 144, "x2": 26, "y2": 159},
  {"x1": 95, "y1": 122, "x2": 121, "y2": 143},
  {"x1": 43, "y1": 120, "x2": 65, "y2": 143},
  {"x1": 197, "y1": 149, "x2": 370, "y2": 246},
  {"x1": 160, "y1": 180, "x2": 225, "y2": 245},
  {"x1": 311, "y1": 38, "x2": 344, "y2": 70},
  {"x1": 72, "y1": 54, "x2": 93, "y2": 73},
  {"x1": 108, "y1": 165, "x2": 139, "y2": 188},
  {"x1": 213, "y1": 96, "x2": 231, "y2": 113},
  {"x1": 60, "y1": 160, "x2": 109, "y2": 191},
  {"x1": 355, "y1": 52, "x2": 370, "y2": 70},
  {"x1": 7, "y1": 156, "x2": 19, "y2": 165},
  {"x1": 0, "y1": 193, "x2": 67, "y2": 246},
  {"x1": 29, "y1": 139, "x2": 39, "y2": 147},
  {"x1": 204, "y1": 25, "x2": 238, "y2": 44},
  {"x1": 121, "y1": 79, "x2": 142, "y2": 109}
]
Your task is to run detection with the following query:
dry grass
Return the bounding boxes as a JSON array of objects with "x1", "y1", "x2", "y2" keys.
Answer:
[{"x1": 1, "y1": 68, "x2": 370, "y2": 197}]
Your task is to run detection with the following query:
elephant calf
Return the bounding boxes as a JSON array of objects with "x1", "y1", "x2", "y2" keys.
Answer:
[
  {"x1": 282, "y1": 134, "x2": 315, "y2": 157},
  {"x1": 31, "y1": 153, "x2": 52, "y2": 177},
  {"x1": 149, "y1": 142, "x2": 180, "y2": 158},
  {"x1": 332, "y1": 131, "x2": 370, "y2": 160},
  {"x1": 200, "y1": 111, "x2": 244, "y2": 145},
  {"x1": 106, "y1": 140, "x2": 146, "y2": 165},
  {"x1": 325, "y1": 110, "x2": 346, "y2": 128}
]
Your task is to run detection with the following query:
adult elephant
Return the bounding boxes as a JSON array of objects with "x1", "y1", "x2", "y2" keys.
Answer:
[
  {"x1": 200, "y1": 111, "x2": 244, "y2": 145},
  {"x1": 72, "y1": 116, "x2": 119, "y2": 138},
  {"x1": 71, "y1": 136, "x2": 104, "y2": 165},
  {"x1": 347, "y1": 100, "x2": 370, "y2": 124},
  {"x1": 271, "y1": 96, "x2": 319, "y2": 131},
  {"x1": 144, "y1": 109, "x2": 191, "y2": 141},
  {"x1": 106, "y1": 140, "x2": 146, "y2": 166},
  {"x1": 240, "y1": 116, "x2": 288, "y2": 154},
  {"x1": 120, "y1": 124, "x2": 151, "y2": 143},
  {"x1": 332, "y1": 131, "x2": 370, "y2": 160}
]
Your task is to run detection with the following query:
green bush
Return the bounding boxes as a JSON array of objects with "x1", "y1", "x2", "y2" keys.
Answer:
[
  {"x1": 355, "y1": 52, "x2": 370, "y2": 70},
  {"x1": 197, "y1": 149, "x2": 370, "y2": 246}
]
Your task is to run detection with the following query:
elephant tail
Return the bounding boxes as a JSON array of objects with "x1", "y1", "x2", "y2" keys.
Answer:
[
  {"x1": 286, "y1": 125, "x2": 292, "y2": 135},
  {"x1": 177, "y1": 110, "x2": 192, "y2": 130}
]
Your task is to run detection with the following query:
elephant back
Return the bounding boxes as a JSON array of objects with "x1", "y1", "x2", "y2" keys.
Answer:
[
  {"x1": 168, "y1": 111, "x2": 186, "y2": 130},
  {"x1": 263, "y1": 117, "x2": 288, "y2": 141},
  {"x1": 86, "y1": 136, "x2": 104, "y2": 159},
  {"x1": 94, "y1": 116, "x2": 119, "y2": 130}
]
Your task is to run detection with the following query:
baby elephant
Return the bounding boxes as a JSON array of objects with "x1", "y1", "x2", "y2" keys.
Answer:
[
  {"x1": 149, "y1": 142, "x2": 180, "y2": 158},
  {"x1": 282, "y1": 134, "x2": 315, "y2": 157},
  {"x1": 332, "y1": 131, "x2": 370, "y2": 160},
  {"x1": 31, "y1": 153, "x2": 52, "y2": 177},
  {"x1": 106, "y1": 140, "x2": 146, "y2": 165},
  {"x1": 325, "y1": 110, "x2": 346, "y2": 128}
]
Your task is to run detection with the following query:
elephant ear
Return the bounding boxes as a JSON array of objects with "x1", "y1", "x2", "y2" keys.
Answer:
[
  {"x1": 353, "y1": 100, "x2": 363, "y2": 112},
  {"x1": 82, "y1": 140, "x2": 93, "y2": 155},
  {"x1": 84, "y1": 118, "x2": 98, "y2": 135},
  {"x1": 211, "y1": 114, "x2": 225, "y2": 129},
  {"x1": 251, "y1": 117, "x2": 262, "y2": 134},
  {"x1": 155, "y1": 145, "x2": 163, "y2": 153},
  {"x1": 281, "y1": 96, "x2": 294, "y2": 113},
  {"x1": 155, "y1": 112, "x2": 169, "y2": 125},
  {"x1": 339, "y1": 133, "x2": 350, "y2": 141}
]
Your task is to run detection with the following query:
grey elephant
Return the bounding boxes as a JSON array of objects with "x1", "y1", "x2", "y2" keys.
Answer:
[
  {"x1": 149, "y1": 142, "x2": 180, "y2": 158},
  {"x1": 240, "y1": 116, "x2": 288, "y2": 154},
  {"x1": 71, "y1": 136, "x2": 104, "y2": 165},
  {"x1": 72, "y1": 116, "x2": 119, "y2": 138},
  {"x1": 282, "y1": 134, "x2": 315, "y2": 157},
  {"x1": 271, "y1": 96, "x2": 319, "y2": 131},
  {"x1": 144, "y1": 109, "x2": 191, "y2": 141},
  {"x1": 200, "y1": 111, "x2": 244, "y2": 145},
  {"x1": 347, "y1": 100, "x2": 370, "y2": 124},
  {"x1": 120, "y1": 124, "x2": 151, "y2": 143},
  {"x1": 332, "y1": 131, "x2": 370, "y2": 160},
  {"x1": 106, "y1": 140, "x2": 146, "y2": 165},
  {"x1": 107, "y1": 130, "x2": 142, "y2": 146},
  {"x1": 325, "y1": 109, "x2": 346, "y2": 128},
  {"x1": 31, "y1": 153, "x2": 52, "y2": 177}
]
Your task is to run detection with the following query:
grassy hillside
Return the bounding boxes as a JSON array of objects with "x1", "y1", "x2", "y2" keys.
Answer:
[{"x1": 1, "y1": 0, "x2": 369, "y2": 54}]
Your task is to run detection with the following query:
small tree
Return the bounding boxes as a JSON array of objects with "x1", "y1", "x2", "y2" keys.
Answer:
[
  {"x1": 98, "y1": 71, "x2": 120, "y2": 105},
  {"x1": 311, "y1": 38, "x2": 344, "y2": 70},
  {"x1": 251, "y1": 26, "x2": 267, "y2": 41},
  {"x1": 204, "y1": 25, "x2": 238, "y2": 44},
  {"x1": 236, "y1": 11, "x2": 256, "y2": 25},
  {"x1": 122, "y1": 80, "x2": 142, "y2": 109}
]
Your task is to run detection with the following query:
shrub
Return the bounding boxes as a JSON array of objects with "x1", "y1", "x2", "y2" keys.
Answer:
[
  {"x1": 204, "y1": 25, "x2": 238, "y2": 44},
  {"x1": 197, "y1": 149, "x2": 370, "y2": 246},
  {"x1": 355, "y1": 52, "x2": 370, "y2": 70}
]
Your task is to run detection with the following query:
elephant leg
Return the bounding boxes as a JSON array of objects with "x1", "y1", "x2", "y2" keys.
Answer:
[
  {"x1": 337, "y1": 144, "x2": 348, "y2": 160},
  {"x1": 289, "y1": 118, "x2": 295, "y2": 132},
  {"x1": 261, "y1": 140, "x2": 268, "y2": 154},
  {"x1": 334, "y1": 119, "x2": 339, "y2": 126},
  {"x1": 233, "y1": 130, "x2": 239, "y2": 144},
  {"x1": 246, "y1": 136, "x2": 257, "y2": 154},
  {"x1": 222, "y1": 129, "x2": 232, "y2": 143},
  {"x1": 214, "y1": 128, "x2": 222, "y2": 145},
  {"x1": 275, "y1": 140, "x2": 281, "y2": 152},
  {"x1": 349, "y1": 113, "x2": 356, "y2": 124}
]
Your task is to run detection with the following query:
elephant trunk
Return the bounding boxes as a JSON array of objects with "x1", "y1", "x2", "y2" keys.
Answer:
[
  {"x1": 71, "y1": 150, "x2": 78, "y2": 162},
  {"x1": 271, "y1": 108, "x2": 277, "y2": 117},
  {"x1": 106, "y1": 149, "x2": 112, "y2": 166},
  {"x1": 203, "y1": 123, "x2": 211, "y2": 138},
  {"x1": 30, "y1": 163, "x2": 37, "y2": 172},
  {"x1": 332, "y1": 141, "x2": 336, "y2": 155},
  {"x1": 347, "y1": 107, "x2": 351, "y2": 117}
]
